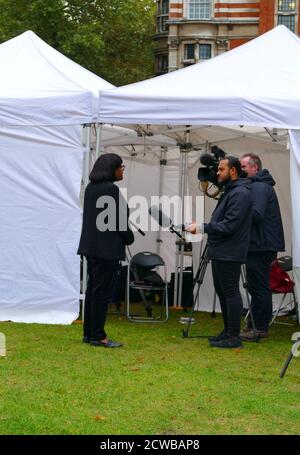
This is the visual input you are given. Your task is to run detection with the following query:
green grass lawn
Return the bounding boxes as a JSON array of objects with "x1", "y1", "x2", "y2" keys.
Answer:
[{"x1": 0, "y1": 307, "x2": 299, "y2": 435}]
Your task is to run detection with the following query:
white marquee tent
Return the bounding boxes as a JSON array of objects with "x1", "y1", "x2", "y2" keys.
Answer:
[
  {"x1": 1, "y1": 27, "x2": 298, "y2": 324},
  {"x1": 98, "y1": 25, "x2": 300, "y2": 318},
  {"x1": 0, "y1": 31, "x2": 113, "y2": 324}
]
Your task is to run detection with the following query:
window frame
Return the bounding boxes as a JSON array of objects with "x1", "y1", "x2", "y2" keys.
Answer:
[
  {"x1": 184, "y1": 0, "x2": 213, "y2": 20},
  {"x1": 275, "y1": 0, "x2": 298, "y2": 32},
  {"x1": 156, "y1": 0, "x2": 169, "y2": 33}
]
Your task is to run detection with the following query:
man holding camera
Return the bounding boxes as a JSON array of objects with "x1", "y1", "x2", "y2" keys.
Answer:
[
  {"x1": 240, "y1": 153, "x2": 285, "y2": 341},
  {"x1": 186, "y1": 156, "x2": 252, "y2": 349}
]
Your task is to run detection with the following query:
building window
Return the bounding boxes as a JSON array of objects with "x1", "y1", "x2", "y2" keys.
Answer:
[
  {"x1": 156, "y1": 54, "x2": 169, "y2": 74},
  {"x1": 184, "y1": 43, "x2": 195, "y2": 60},
  {"x1": 162, "y1": 0, "x2": 169, "y2": 14},
  {"x1": 278, "y1": 0, "x2": 296, "y2": 11},
  {"x1": 157, "y1": 0, "x2": 169, "y2": 32},
  {"x1": 199, "y1": 44, "x2": 211, "y2": 59},
  {"x1": 187, "y1": 0, "x2": 212, "y2": 20},
  {"x1": 278, "y1": 14, "x2": 295, "y2": 30},
  {"x1": 277, "y1": 0, "x2": 296, "y2": 31}
]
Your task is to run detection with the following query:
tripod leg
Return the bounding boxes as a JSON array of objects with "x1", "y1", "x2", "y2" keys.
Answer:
[
  {"x1": 182, "y1": 247, "x2": 210, "y2": 338},
  {"x1": 280, "y1": 352, "x2": 293, "y2": 378},
  {"x1": 182, "y1": 277, "x2": 203, "y2": 337}
]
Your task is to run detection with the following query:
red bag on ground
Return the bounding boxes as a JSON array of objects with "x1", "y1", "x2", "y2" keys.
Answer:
[{"x1": 270, "y1": 259, "x2": 295, "y2": 293}]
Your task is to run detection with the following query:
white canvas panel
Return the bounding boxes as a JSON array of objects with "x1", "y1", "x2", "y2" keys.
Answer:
[
  {"x1": 289, "y1": 131, "x2": 300, "y2": 267},
  {"x1": 294, "y1": 268, "x2": 300, "y2": 323},
  {"x1": 0, "y1": 125, "x2": 83, "y2": 324}
]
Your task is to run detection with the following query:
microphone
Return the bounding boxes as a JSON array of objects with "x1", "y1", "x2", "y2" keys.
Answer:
[
  {"x1": 148, "y1": 206, "x2": 185, "y2": 239},
  {"x1": 129, "y1": 219, "x2": 145, "y2": 236},
  {"x1": 148, "y1": 205, "x2": 172, "y2": 228}
]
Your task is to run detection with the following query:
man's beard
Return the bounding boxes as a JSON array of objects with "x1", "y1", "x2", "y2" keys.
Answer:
[{"x1": 217, "y1": 172, "x2": 231, "y2": 188}]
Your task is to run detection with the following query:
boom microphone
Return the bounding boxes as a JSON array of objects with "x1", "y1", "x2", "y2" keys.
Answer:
[
  {"x1": 148, "y1": 205, "x2": 185, "y2": 239},
  {"x1": 148, "y1": 205, "x2": 172, "y2": 228}
]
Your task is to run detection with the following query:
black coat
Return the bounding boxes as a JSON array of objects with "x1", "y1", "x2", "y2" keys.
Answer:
[
  {"x1": 77, "y1": 181, "x2": 134, "y2": 261},
  {"x1": 248, "y1": 169, "x2": 285, "y2": 253},
  {"x1": 204, "y1": 178, "x2": 252, "y2": 263}
]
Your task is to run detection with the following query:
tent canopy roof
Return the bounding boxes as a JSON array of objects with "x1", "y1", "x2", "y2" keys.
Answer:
[
  {"x1": 98, "y1": 26, "x2": 300, "y2": 129},
  {"x1": 0, "y1": 31, "x2": 113, "y2": 126}
]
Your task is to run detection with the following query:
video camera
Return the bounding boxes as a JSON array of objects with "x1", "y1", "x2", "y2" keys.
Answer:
[{"x1": 197, "y1": 145, "x2": 226, "y2": 187}]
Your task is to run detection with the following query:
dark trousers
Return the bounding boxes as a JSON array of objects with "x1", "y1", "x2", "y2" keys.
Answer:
[
  {"x1": 246, "y1": 251, "x2": 277, "y2": 332},
  {"x1": 83, "y1": 256, "x2": 119, "y2": 341},
  {"x1": 211, "y1": 260, "x2": 243, "y2": 337}
]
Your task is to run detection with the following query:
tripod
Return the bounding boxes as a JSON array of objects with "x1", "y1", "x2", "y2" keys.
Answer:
[{"x1": 182, "y1": 244, "x2": 258, "y2": 339}]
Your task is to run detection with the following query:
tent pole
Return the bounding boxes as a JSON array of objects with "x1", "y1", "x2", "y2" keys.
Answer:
[
  {"x1": 95, "y1": 123, "x2": 103, "y2": 160},
  {"x1": 178, "y1": 151, "x2": 186, "y2": 308},
  {"x1": 178, "y1": 129, "x2": 189, "y2": 308},
  {"x1": 157, "y1": 146, "x2": 167, "y2": 255},
  {"x1": 81, "y1": 124, "x2": 91, "y2": 323},
  {"x1": 173, "y1": 149, "x2": 183, "y2": 307}
]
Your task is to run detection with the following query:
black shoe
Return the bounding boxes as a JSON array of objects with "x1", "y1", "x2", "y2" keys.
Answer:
[
  {"x1": 90, "y1": 339, "x2": 123, "y2": 348},
  {"x1": 82, "y1": 336, "x2": 90, "y2": 343},
  {"x1": 208, "y1": 330, "x2": 228, "y2": 342},
  {"x1": 210, "y1": 336, "x2": 243, "y2": 349}
]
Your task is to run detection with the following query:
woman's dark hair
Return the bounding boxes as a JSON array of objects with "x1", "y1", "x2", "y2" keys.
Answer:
[
  {"x1": 225, "y1": 156, "x2": 243, "y2": 177},
  {"x1": 89, "y1": 153, "x2": 123, "y2": 183}
]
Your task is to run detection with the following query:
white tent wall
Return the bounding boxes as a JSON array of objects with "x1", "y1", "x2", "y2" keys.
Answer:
[
  {"x1": 0, "y1": 125, "x2": 84, "y2": 324},
  {"x1": 288, "y1": 131, "x2": 300, "y2": 321}
]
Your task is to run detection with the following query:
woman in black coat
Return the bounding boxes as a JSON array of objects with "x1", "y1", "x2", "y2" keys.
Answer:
[{"x1": 78, "y1": 153, "x2": 134, "y2": 347}]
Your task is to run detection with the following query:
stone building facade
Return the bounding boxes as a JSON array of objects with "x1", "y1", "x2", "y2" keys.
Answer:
[{"x1": 155, "y1": 0, "x2": 299, "y2": 75}]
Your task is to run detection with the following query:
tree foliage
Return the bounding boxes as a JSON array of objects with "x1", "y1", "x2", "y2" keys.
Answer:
[{"x1": 0, "y1": 0, "x2": 156, "y2": 85}]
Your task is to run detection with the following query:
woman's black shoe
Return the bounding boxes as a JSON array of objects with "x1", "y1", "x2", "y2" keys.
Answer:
[
  {"x1": 208, "y1": 330, "x2": 228, "y2": 342},
  {"x1": 90, "y1": 339, "x2": 123, "y2": 348},
  {"x1": 210, "y1": 337, "x2": 243, "y2": 349}
]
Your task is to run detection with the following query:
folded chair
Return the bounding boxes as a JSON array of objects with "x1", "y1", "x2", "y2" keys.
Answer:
[{"x1": 126, "y1": 251, "x2": 169, "y2": 322}]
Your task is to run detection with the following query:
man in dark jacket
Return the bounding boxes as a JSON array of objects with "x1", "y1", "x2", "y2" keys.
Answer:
[
  {"x1": 240, "y1": 153, "x2": 285, "y2": 341},
  {"x1": 186, "y1": 156, "x2": 252, "y2": 348}
]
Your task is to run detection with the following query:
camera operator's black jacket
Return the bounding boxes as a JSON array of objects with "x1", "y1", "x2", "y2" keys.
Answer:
[
  {"x1": 248, "y1": 169, "x2": 285, "y2": 252},
  {"x1": 77, "y1": 181, "x2": 134, "y2": 261},
  {"x1": 204, "y1": 178, "x2": 252, "y2": 263}
]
